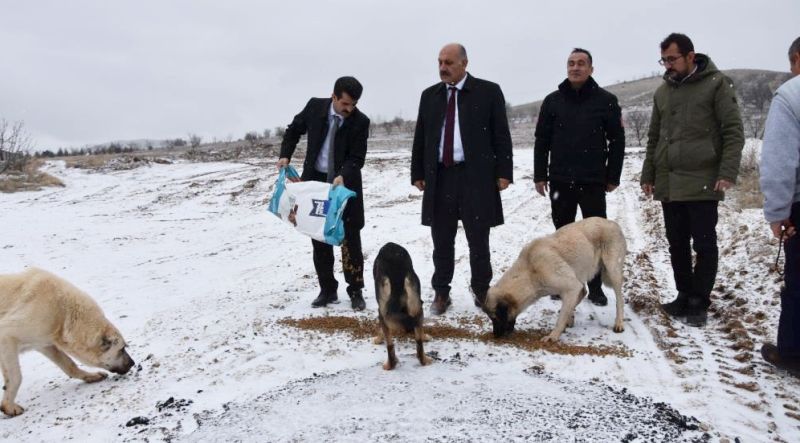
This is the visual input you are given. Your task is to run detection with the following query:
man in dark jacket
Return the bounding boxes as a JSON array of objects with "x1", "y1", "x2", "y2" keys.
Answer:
[
  {"x1": 279, "y1": 76, "x2": 369, "y2": 311},
  {"x1": 534, "y1": 48, "x2": 625, "y2": 306},
  {"x1": 641, "y1": 34, "x2": 744, "y2": 327},
  {"x1": 411, "y1": 43, "x2": 513, "y2": 315}
]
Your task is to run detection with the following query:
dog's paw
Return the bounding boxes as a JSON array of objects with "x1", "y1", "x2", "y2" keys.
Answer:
[
  {"x1": 382, "y1": 360, "x2": 397, "y2": 371},
  {"x1": 419, "y1": 355, "x2": 433, "y2": 366},
  {"x1": 81, "y1": 372, "x2": 108, "y2": 383},
  {"x1": 1, "y1": 401, "x2": 24, "y2": 417},
  {"x1": 372, "y1": 335, "x2": 384, "y2": 345},
  {"x1": 613, "y1": 324, "x2": 625, "y2": 333},
  {"x1": 541, "y1": 333, "x2": 560, "y2": 343}
]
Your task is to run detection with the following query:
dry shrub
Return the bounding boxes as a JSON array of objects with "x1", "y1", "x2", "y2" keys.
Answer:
[
  {"x1": 732, "y1": 140, "x2": 763, "y2": 209},
  {"x1": 0, "y1": 159, "x2": 64, "y2": 193},
  {"x1": 64, "y1": 154, "x2": 113, "y2": 169}
]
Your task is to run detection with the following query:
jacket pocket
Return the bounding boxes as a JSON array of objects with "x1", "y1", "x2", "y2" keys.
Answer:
[{"x1": 680, "y1": 137, "x2": 717, "y2": 170}]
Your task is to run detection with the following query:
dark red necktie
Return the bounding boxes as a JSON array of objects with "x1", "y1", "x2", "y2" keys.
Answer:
[{"x1": 443, "y1": 86, "x2": 457, "y2": 167}]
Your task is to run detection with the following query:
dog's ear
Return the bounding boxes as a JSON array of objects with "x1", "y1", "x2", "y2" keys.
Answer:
[{"x1": 100, "y1": 336, "x2": 113, "y2": 352}]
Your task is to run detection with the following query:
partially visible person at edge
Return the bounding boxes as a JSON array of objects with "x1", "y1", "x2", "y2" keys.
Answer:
[
  {"x1": 533, "y1": 47, "x2": 625, "y2": 306},
  {"x1": 640, "y1": 33, "x2": 744, "y2": 327},
  {"x1": 278, "y1": 76, "x2": 369, "y2": 311},
  {"x1": 758, "y1": 36, "x2": 800, "y2": 376},
  {"x1": 411, "y1": 43, "x2": 513, "y2": 315}
]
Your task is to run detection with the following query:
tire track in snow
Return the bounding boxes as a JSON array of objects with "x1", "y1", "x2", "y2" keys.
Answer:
[{"x1": 623, "y1": 153, "x2": 798, "y2": 440}]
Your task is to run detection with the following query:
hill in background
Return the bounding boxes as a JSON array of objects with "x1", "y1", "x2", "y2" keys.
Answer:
[{"x1": 510, "y1": 69, "x2": 791, "y2": 118}]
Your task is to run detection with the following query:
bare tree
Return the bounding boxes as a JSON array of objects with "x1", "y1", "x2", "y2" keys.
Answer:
[
  {"x1": 185, "y1": 133, "x2": 202, "y2": 158},
  {"x1": 0, "y1": 119, "x2": 34, "y2": 174},
  {"x1": 738, "y1": 80, "x2": 774, "y2": 139},
  {"x1": 625, "y1": 109, "x2": 651, "y2": 147},
  {"x1": 391, "y1": 116, "x2": 404, "y2": 131},
  {"x1": 263, "y1": 128, "x2": 272, "y2": 139},
  {"x1": 244, "y1": 131, "x2": 260, "y2": 147},
  {"x1": 740, "y1": 81, "x2": 773, "y2": 114},
  {"x1": 188, "y1": 133, "x2": 202, "y2": 149},
  {"x1": 744, "y1": 112, "x2": 768, "y2": 139}
]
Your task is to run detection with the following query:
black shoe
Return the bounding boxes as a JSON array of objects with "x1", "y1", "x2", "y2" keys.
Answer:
[
  {"x1": 348, "y1": 289, "x2": 366, "y2": 311},
  {"x1": 430, "y1": 291, "x2": 452, "y2": 315},
  {"x1": 311, "y1": 290, "x2": 339, "y2": 308},
  {"x1": 473, "y1": 288, "x2": 488, "y2": 308},
  {"x1": 661, "y1": 292, "x2": 689, "y2": 318},
  {"x1": 684, "y1": 296, "x2": 709, "y2": 327},
  {"x1": 761, "y1": 343, "x2": 800, "y2": 374},
  {"x1": 587, "y1": 288, "x2": 608, "y2": 306}
]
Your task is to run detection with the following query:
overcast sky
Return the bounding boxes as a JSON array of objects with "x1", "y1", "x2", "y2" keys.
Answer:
[{"x1": 2, "y1": 0, "x2": 798, "y2": 150}]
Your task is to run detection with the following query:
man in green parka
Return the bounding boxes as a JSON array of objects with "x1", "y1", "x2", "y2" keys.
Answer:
[{"x1": 640, "y1": 33, "x2": 744, "y2": 327}]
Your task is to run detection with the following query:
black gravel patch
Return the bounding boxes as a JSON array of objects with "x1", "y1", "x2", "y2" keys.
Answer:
[{"x1": 185, "y1": 362, "x2": 710, "y2": 442}]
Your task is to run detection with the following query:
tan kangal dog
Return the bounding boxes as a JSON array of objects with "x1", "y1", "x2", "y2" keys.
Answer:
[
  {"x1": 483, "y1": 217, "x2": 627, "y2": 342},
  {"x1": 0, "y1": 268, "x2": 134, "y2": 416}
]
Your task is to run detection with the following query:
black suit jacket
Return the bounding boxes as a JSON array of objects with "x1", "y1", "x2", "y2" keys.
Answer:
[
  {"x1": 280, "y1": 97, "x2": 370, "y2": 229},
  {"x1": 411, "y1": 73, "x2": 513, "y2": 228}
]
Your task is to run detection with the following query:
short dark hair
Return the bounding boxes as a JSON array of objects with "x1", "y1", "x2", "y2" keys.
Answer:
[
  {"x1": 333, "y1": 76, "x2": 363, "y2": 100},
  {"x1": 571, "y1": 48, "x2": 593, "y2": 65},
  {"x1": 660, "y1": 33, "x2": 694, "y2": 55},
  {"x1": 789, "y1": 36, "x2": 800, "y2": 60}
]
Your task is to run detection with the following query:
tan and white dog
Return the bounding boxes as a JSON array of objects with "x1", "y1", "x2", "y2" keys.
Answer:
[
  {"x1": 483, "y1": 217, "x2": 627, "y2": 342},
  {"x1": 0, "y1": 268, "x2": 135, "y2": 416}
]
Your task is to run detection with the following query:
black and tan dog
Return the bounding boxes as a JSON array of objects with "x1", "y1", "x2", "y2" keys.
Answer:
[{"x1": 372, "y1": 242, "x2": 432, "y2": 370}]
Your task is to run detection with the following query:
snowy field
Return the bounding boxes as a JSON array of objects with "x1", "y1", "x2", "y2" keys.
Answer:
[{"x1": 1, "y1": 146, "x2": 798, "y2": 442}]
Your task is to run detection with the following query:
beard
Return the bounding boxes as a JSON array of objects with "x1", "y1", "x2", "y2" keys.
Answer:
[{"x1": 666, "y1": 69, "x2": 685, "y2": 80}]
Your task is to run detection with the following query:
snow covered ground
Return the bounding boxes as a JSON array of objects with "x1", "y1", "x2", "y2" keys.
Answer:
[{"x1": 0, "y1": 145, "x2": 798, "y2": 442}]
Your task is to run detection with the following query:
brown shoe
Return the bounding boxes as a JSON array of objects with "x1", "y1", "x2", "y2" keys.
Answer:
[{"x1": 430, "y1": 291, "x2": 452, "y2": 315}]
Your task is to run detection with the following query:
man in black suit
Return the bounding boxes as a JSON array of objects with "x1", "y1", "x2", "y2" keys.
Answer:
[
  {"x1": 278, "y1": 76, "x2": 369, "y2": 311},
  {"x1": 411, "y1": 43, "x2": 514, "y2": 315},
  {"x1": 533, "y1": 48, "x2": 625, "y2": 306}
]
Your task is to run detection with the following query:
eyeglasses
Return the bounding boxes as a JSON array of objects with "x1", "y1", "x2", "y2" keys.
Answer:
[{"x1": 658, "y1": 55, "x2": 685, "y2": 66}]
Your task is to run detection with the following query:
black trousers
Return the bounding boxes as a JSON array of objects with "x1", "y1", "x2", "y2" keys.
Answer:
[
  {"x1": 306, "y1": 170, "x2": 364, "y2": 295},
  {"x1": 431, "y1": 164, "x2": 492, "y2": 295},
  {"x1": 661, "y1": 201, "x2": 719, "y2": 304},
  {"x1": 780, "y1": 202, "x2": 800, "y2": 358},
  {"x1": 549, "y1": 181, "x2": 607, "y2": 292}
]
